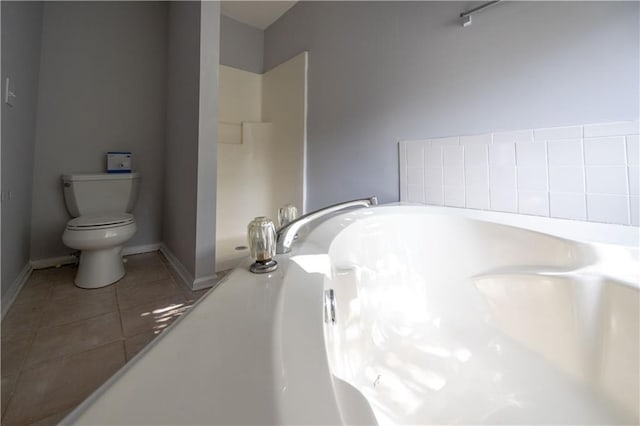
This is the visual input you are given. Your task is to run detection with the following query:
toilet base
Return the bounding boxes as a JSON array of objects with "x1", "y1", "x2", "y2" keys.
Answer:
[{"x1": 75, "y1": 247, "x2": 125, "y2": 289}]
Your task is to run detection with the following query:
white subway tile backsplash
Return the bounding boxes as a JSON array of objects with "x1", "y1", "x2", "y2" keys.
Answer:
[
  {"x1": 628, "y1": 166, "x2": 639, "y2": 197},
  {"x1": 630, "y1": 197, "x2": 639, "y2": 226},
  {"x1": 534, "y1": 125, "x2": 582, "y2": 141},
  {"x1": 466, "y1": 185, "x2": 490, "y2": 210},
  {"x1": 430, "y1": 136, "x2": 459, "y2": 147},
  {"x1": 407, "y1": 167, "x2": 424, "y2": 187},
  {"x1": 443, "y1": 145, "x2": 464, "y2": 167},
  {"x1": 547, "y1": 139, "x2": 583, "y2": 166},
  {"x1": 585, "y1": 166, "x2": 627, "y2": 195},
  {"x1": 399, "y1": 143, "x2": 407, "y2": 201},
  {"x1": 584, "y1": 137, "x2": 626, "y2": 165},
  {"x1": 489, "y1": 143, "x2": 516, "y2": 167},
  {"x1": 550, "y1": 193, "x2": 586, "y2": 220},
  {"x1": 424, "y1": 167, "x2": 444, "y2": 187},
  {"x1": 549, "y1": 166, "x2": 585, "y2": 193},
  {"x1": 444, "y1": 186, "x2": 465, "y2": 207},
  {"x1": 583, "y1": 121, "x2": 640, "y2": 138},
  {"x1": 517, "y1": 167, "x2": 548, "y2": 191},
  {"x1": 460, "y1": 133, "x2": 492, "y2": 145},
  {"x1": 407, "y1": 185, "x2": 425, "y2": 203},
  {"x1": 627, "y1": 135, "x2": 639, "y2": 166},
  {"x1": 519, "y1": 191, "x2": 549, "y2": 216},
  {"x1": 425, "y1": 146, "x2": 443, "y2": 167},
  {"x1": 489, "y1": 167, "x2": 517, "y2": 212},
  {"x1": 490, "y1": 186, "x2": 518, "y2": 213},
  {"x1": 587, "y1": 194, "x2": 629, "y2": 225},
  {"x1": 493, "y1": 129, "x2": 533, "y2": 144},
  {"x1": 516, "y1": 142, "x2": 546, "y2": 166},
  {"x1": 400, "y1": 121, "x2": 638, "y2": 226},
  {"x1": 465, "y1": 166, "x2": 488, "y2": 187},
  {"x1": 406, "y1": 142, "x2": 424, "y2": 169},
  {"x1": 464, "y1": 144, "x2": 488, "y2": 166},
  {"x1": 444, "y1": 167, "x2": 464, "y2": 187},
  {"x1": 489, "y1": 166, "x2": 517, "y2": 189},
  {"x1": 425, "y1": 185, "x2": 444, "y2": 205}
]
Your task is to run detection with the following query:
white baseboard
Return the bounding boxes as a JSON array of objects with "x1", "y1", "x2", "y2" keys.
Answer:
[
  {"x1": 1, "y1": 263, "x2": 33, "y2": 319},
  {"x1": 159, "y1": 243, "x2": 195, "y2": 290},
  {"x1": 192, "y1": 274, "x2": 217, "y2": 291},
  {"x1": 31, "y1": 255, "x2": 77, "y2": 270},
  {"x1": 122, "y1": 243, "x2": 161, "y2": 256},
  {"x1": 159, "y1": 244, "x2": 219, "y2": 291},
  {"x1": 30, "y1": 243, "x2": 162, "y2": 270}
]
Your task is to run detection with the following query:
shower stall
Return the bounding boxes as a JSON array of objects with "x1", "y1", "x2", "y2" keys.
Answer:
[{"x1": 216, "y1": 52, "x2": 308, "y2": 271}]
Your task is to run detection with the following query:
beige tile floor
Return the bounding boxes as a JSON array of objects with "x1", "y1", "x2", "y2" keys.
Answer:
[{"x1": 1, "y1": 252, "x2": 211, "y2": 426}]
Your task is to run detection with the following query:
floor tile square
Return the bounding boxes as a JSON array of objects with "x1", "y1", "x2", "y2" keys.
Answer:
[
  {"x1": 116, "y1": 278, "x2": 184, "y2": 310},
  {"x1": 2, "y1": 341, "x2": 125, "y2": 425},
  {"x1": 1, "y1": 336, "x2": 33, "y2": 377},
  {"x1": 9, "y1": 282, "x2": 52, "y2": 312},
  {"x1": 124, "y1": 331, "x2": 157, "y2": 361},
  {"x1": 25, "y1": 312, "x2": 122, "y2": 368},
  {"x1": 40, "y1": 290, "x2": 117, "y2": 328},
  {"x1": 1, "y1": 373, "x2": 18, "y2": 418},
  {"x1": 120, "y1": 294, "x2": 189, "y2": 338},
  {"x1": 1, "y1": 303, "x2": 44, "y2": 343}
]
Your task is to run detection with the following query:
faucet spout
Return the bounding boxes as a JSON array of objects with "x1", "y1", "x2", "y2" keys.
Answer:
[{"x1": 275, "y1": 196, "x2": 377, "y2": 254}]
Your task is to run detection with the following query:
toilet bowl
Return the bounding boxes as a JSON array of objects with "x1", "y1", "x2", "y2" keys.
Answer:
[{"x1": 62, "y1": 213, "x2": 136, "y2": 288}]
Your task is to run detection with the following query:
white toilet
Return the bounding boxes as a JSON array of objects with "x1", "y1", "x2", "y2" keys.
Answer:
[{"x1": 61, "y1": 173, "x2": 140, "y2": 288}]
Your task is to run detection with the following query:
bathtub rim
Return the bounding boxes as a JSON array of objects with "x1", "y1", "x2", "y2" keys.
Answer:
[{"x1": 385, "y1": 203, "x2": 639, "y2": 248}]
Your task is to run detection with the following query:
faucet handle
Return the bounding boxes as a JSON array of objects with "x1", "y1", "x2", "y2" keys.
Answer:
[
  {"x1": 278, "y1": 204, "x2": 299, "y2": 228},
  {"x1": 247, "y1": 217, "x2": 278, "y2": 273}
]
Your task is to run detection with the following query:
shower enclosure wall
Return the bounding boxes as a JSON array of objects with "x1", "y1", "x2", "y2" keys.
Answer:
[{"x1": 216, "y1": 52, "x2": 307, "y2": 271}]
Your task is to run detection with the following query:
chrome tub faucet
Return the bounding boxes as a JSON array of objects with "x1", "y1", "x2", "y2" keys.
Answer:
[{"x1": 275, "y1": 196, "x2": 378, "y2": 254}]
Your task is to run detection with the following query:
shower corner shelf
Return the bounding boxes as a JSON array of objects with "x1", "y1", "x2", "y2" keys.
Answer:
[{"x1": 218, "y1": 121, "x2": 272, "y2": 145}]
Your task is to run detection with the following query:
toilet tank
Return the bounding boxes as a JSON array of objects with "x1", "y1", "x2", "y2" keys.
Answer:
[{"x1": 62, "y1": 173, "x2": 140, "y2": 217}]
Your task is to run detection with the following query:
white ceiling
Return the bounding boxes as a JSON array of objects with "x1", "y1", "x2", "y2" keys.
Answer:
[{"x1": 221, "y1": 1, "x2": 297, "y2": 30}]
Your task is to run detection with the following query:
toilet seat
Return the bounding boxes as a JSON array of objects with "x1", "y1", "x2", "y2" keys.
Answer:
[{"x1": 67, "y1": 213, "x2": 134, "y2": 230}]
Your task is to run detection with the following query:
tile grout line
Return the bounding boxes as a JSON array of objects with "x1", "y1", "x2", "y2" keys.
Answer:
[
  {"x1": 624, "y1": 135, "x2": 632, "y2": 224},
  {"x1": 115, "y1": 271, "x2": 128, "y2": 362}
]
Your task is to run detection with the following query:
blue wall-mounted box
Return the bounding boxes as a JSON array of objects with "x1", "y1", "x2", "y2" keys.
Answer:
[{"x1": 107, "y1": 152, "x2": 132, "y2": 173}]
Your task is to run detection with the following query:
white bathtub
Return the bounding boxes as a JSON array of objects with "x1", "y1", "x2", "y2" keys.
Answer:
[{"x1": 65, "y1": 205, "x2": 639, "y2": 425}]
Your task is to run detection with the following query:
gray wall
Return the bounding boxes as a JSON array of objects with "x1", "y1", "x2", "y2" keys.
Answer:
[
  {"x1": 164, "y1": 1, "x2": 220, "y2": 287},
  {"x1": 220, "y1": 14, "x2": 264, "y2": 74},
  {"x1": 264, "y1": 1, "x2": 640, "y2": 209},
  {"x1": 194, "y1": 1, "x2": 220, "y2": 284},
  {"x1": 163, "y1": 1, "x2": 201, "y2": 276},
  {"x1": 1, "y1": 2, "x2": 43, "y2": 297},
  {"x1": 30, "y1": 2, "x2": 168, "y2": 261}
]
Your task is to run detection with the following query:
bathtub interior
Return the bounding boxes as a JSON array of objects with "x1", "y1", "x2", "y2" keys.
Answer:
[{"x1": 322, "y1": 212, "x2": 639, "y2": 425}]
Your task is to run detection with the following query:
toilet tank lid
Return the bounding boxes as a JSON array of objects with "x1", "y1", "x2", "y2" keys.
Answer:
[{"x1": 62, "y1": 172, "x2": 140, "y2": 182}]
